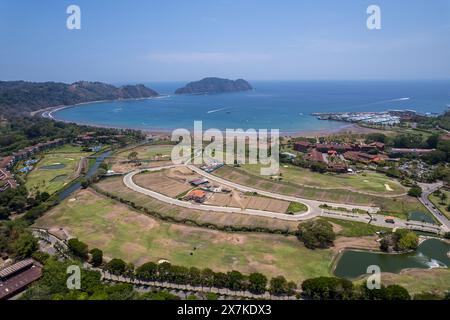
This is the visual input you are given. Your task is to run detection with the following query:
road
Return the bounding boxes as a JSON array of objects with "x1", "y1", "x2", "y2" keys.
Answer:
[
  {"x1": 123, "y1": 164, "x2": 445, "y2": 233},
  {"x1": 418, "y1": 182, "x2": 450, "y2": 232}
]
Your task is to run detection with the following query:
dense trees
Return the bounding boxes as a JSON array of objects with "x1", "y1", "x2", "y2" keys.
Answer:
[
  {"x1": 0, "y1": 116, "x2": 145, "y2": 156},
  {"x1": 301, "y1": 277, "x2": 354, "y2": 300},
  {"x1": 365, "y1": 133, "x2": 387, "y2": 144},
  {"x1": 0, "y1": 81, "x2": 158, "y2": 116},
  {"x1": 380, "y1": 229, "x2": 418, "y2": 252},
  {"x1": 393, "y1": 133, "x2": 425, "y2": 149},
  {"x1": 89, "y1": 248, "x2": 103, "y2": 267},
  {"x1": 67, "y1": 238, "x2": 89, "y2": 259},
  {"x1": 21, "y1": 258, "x2": 175, "y2": 300},
  {"x1": 0, "y1": 220, "x2": 38, "y2": 258},
  {"x1": 310, "y1": 162, "x2": 327, "y2": 173},
  {"x1": 358, "y1": 284, "x2": 411, "y2": 300},
  {"x1": 269, "y1": 276, "x2": 297, "y2": 296},
  {"x1": 297, "y1": 220, "x2": 336, "y2": 249},
  {"x1": 408, "y1": 185, "x2": 423, "y2": 197},
  {"x1": 248, "y1": 272, "x2": 268, "y2": 294},
  {"x1": 106, "y1": 258, "x2": 127, "y2": 275}
]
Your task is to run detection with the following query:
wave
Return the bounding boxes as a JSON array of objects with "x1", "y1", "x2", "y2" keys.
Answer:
[
  {"x1": 207, "y1": 107, "x2": 229, "y2": 114},
  {"x1": 387, "y1": 97, "x2": 410, "y2": 102},
  {"x1": 373, "y1": 97, "x2": 410, "y2": 104}
]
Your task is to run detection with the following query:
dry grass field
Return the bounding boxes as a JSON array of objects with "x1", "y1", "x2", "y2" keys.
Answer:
[
  {"x1": 96, "y1": 176, "x2": 301, "y2": 232},
  {"x1": 34, "y1": 189, "x2": 332, "y2": 282}
]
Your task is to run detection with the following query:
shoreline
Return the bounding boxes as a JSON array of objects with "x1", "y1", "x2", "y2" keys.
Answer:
[{"x1": 40, "y1": 99, "x2": 384, "y2": 138}]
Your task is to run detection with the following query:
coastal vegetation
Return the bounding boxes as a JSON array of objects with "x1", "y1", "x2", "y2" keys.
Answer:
[
  {"x1": 0, "y1": 80, "x2": 158, "y2": 116},
  {"x1": 175, "y1": 77, "x2": 252, "y2": 94}
]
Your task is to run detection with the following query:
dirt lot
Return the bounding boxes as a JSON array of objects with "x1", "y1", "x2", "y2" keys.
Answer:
[
  {"x1": 206, "y1": 191, "x2": 290, "y2": 213},
  {"x1": 133, "y1": 169, "x2": 198, "y2": 198}
]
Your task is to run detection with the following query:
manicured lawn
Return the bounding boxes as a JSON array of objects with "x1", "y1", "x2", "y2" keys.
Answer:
[
  {"x1": 25, "y1": 146, "x2": 92, "y2": 195},
  {"x1": 242, "y1": 164, "x2": 406, "y2": 195},
  {"x1": 34, "y1": 189, "x2": 333, "y2": 283},
  {"x1": 428, "y1": 189, "x2": 450, "y2": 220},
  {"x1": 322, "y1": 218, "x2": 391, "y2": 237},
  {"x1": 287, "y1": 202, "x2": 308, "y2": 214}
]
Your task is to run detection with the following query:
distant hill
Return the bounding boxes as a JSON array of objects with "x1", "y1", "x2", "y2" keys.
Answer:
[
  {"x1": 0, "y1": 81, "x2": 159, "y2": 115},
  {"x1": 175, "y1": 77, "x2": 252, "y2": 94}
]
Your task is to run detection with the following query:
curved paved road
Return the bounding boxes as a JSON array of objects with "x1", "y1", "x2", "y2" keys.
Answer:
[
  {"x1": 123, "y1": 164, "x2": 446, "y2": 233},
  {"x1": 124, "y1": 166, "x2": 316, "y2": 221}
]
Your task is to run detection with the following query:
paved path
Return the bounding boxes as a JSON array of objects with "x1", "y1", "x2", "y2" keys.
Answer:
[
  {"x1": 123, "y1": 164, "x2": 445, "y2": 233},
  {"x1": 418, "y1": 181, "x2": 450, "y2": 232},
  {"x1": 124, "y1": 166, "x2": 316, "y2": 221}
]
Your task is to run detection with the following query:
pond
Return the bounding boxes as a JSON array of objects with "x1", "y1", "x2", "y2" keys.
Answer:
[
  {"x1": 408, "y1": 211, "x2": 437, "y2": 224},
  {"x1": 333, "y1": 238, "x2": 450, "y2": 279},
  {"x1": 58, "y1": 151, "x2": 111, "y2": 201},
  {"x1": 40, "y1": 163, "x2": 66, "y2": 170}
]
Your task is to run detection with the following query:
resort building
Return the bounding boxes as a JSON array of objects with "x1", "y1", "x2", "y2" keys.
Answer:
[
  {"x1": 0, "y1": 259, "x2": 42, "y2": 300},
  {"x1": 185, "y1": 189, "x2": 207, "y2": 203},
  {"x1": 190, "y1": 178, "x2": 209, "y2": 186},
  {"x1": 293, "y1": 141, "x2": 311, "y2": 152},
  {"x1": 305, "y1": 149, "x2": 325, "y2": 163}
]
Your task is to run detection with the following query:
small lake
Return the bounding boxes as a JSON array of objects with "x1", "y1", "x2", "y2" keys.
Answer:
[
  {"x1": 40, "y1": 163, "x2": 66, "y2": 170},
  {"x1": 334, "y1": 238, "x2": 450, "y2": 279},
  {"x1": 408, "y1": 211, "x2": 437, "y2": 224},
  {"x1": 58, "y1": 151, "x2": 111, "y2": 201}
]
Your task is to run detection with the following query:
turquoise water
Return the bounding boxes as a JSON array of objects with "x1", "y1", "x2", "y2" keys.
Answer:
[
  {"x1": 54, "y1": 80, "x2": 450, "y2": 133},
  {"x1": 334, "y1": 238, "x2": 450, "y2": 279}
]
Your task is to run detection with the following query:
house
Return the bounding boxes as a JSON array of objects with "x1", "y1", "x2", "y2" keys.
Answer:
[
  {"x1": 189, "y1": 178, "x2": 209, "y2": 186},
  {"x1": 293, "y1": 141, "x2": 311, "y2": 152},
  {"x1": 305, "y1": 149, "x2": 325, "y2": 163},
  {"x1": 369, "y1": 142, "x2": 385, "y2": 151},
  {"x1": 185, "y1": 189, "x2": 207, "y2": 203},
  {"x1": 0, "y1": 156, "x2": 14, "y2": 170},
  {"x1": 343, "y1": 151, "x2": 386, "y2": 164},
  {"x1": 316, "y1": 143, "x2": 351, "y2": 153},
  {"x1": 0, "y1": 259, "x2": 42, "y2": 300},
  {"x1": 353, "y1": 142, "x2": 385, "y2": 152}
]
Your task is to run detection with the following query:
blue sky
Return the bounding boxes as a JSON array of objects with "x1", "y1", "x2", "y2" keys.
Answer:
[{"x1": 1, "y1": 0, "x2": 449, "y2": 82}]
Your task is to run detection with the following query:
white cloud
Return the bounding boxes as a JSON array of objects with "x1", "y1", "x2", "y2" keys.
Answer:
[{"x1": 146, "y1": 52, "x2": 272, "y2": 64}]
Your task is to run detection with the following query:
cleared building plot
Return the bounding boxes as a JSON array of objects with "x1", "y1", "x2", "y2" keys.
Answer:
[
  {"x1": 109, "y1": 159, "x2": 173, "y2": 174},
  {"x1": 133, "y1": 168, "x2": 200, "y2": 198},
  {"x1": 206, "y1": 191, "x2": 290, "y2": 213},
  {"x1": 95, "y1": 176, "x2": 301, "y2": 233}
]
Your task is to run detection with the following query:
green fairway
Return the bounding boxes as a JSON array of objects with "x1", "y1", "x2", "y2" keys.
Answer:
[
  {"x1": 214, "y1": 165, "x2": 429, "y2": 220},
  {"x1": 242, "y1": 164, "x2": 406, "y2": 195},
  {"x1": 34, "y1": 189, "x2": 333, "y2": 283},
  {"x1": 25, "y1": 146, "x2": 92, "y2": 195},
  {"x1": 116, "y1": 144, "x2": 174, "y2": 160},
  {"x1": 322, "y1": 218, "x2": 390, "y2": 237}
]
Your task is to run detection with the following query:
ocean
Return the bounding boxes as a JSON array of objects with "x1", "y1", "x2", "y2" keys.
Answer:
[{"x1": 53, "y1": 80, "x2": 450, "y2": 133}]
